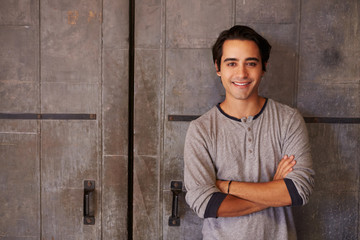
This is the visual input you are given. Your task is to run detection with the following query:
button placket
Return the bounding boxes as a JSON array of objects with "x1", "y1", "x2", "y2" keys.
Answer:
[{"x1": 247, "y1": 124, "x2": 254, "y2": 154}]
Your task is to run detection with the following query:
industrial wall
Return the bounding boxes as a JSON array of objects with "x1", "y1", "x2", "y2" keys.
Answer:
[{"x1": 0, "y1": 0, "x2": 359, "y2": 239}]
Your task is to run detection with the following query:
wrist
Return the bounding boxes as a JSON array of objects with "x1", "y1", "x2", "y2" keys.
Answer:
[{"x1": 227, "y1": 180, "x2": 232, "y2": 194}]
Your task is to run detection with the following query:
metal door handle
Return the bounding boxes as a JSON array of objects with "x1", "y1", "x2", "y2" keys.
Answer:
[
  {"x1": 84, "y1": 180, "x2": 95, "y2": 225},
  {"x1": 168, "y1": 181, "x2": 182, "y2": 226}
]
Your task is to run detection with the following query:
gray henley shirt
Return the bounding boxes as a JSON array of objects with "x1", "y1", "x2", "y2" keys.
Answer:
[{"x1": 184, "y1": 98, "x2": 315, "y2": 240}]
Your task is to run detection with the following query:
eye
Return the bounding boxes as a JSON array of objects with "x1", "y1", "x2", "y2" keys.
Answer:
[
  {"x1": 246, "y1": 62, "x2": 258, "y2": 67},
  {"x1": 227, "y1": 62, "x2": 236, "y2": 67}
]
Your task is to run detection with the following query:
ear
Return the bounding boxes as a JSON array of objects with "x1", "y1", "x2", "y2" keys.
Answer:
[
  {"x1": 215, "y1": 61, "x2": 221, "y2": 76},
  {"x1": 262, "y1": 62, "x2": 268, "y2": 76}
]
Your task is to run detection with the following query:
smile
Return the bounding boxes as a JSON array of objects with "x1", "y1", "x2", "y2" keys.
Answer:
[{"x1": 233, "y1": 82, "x2": 251, "y2": 86}]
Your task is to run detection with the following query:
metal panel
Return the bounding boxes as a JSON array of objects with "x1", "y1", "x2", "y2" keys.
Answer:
[
  {"x1": 134, "y1": 49, "x2": 161, "y2": 156},
  {"x1": 133, "y1": 156, "x2": 159, "y2": 239},
  {"x1": 163, "y1": 122, "x2": 188, "y2": 188},
  {"x1": 40, "y1": 1, "x2": 102, "y2": 238},
  {"x1": 41, "y1": 121, "x2": 99, "y2": 239},
  {"x1": 0, "y1": 119, "x2": 37, "y2": 133},
  {"x1": 298, "y1": 0, "x2": 360, "y2": 117},
  {"x1": 165, "y1": 49, "x2": 225, "y2": 115},
  {"x1": 0, "y1": 1, "x2": 40, "y2": 239},
  {"x1": 0, "y1": 27, "x2": 37, "y2": 81},
  {"x1": 102, "y1": 48, "x2": 129, "y2": 156},
  {"x1": 259, "y1": 50, "x2": 297, "y2": 107},
  {"x1": 0, "y1": 26, "x2": 39, "y2": 113},
  {"x1": 293, "y1": 124, "x2": 360, "y2": 239},
  {"x1": 0, "y1": 133, "x2": 40, "y2": 239},
  {"x1": 41, "y1": 82, "x2": 99, "y2": 113},
  {"x1": 165, "y1": 0, "x2": 233, "y2": 48},
  {"x1": 102, "y1": 156, "x2": 128, "y2": 238},
  {"x1": 0, "y1": 0, "x2": 33, "y2": 26},
  {"x1": 102, "y1": 0, "x2": 130, "y2": 238},
  {"x1": 135, "y1": 0, "x2": 162, "y2": 49},
  {"x1": 235, "y1": 0, "x2": 299, "y2": 24},
  {"x1": 132, "y1": 1, "x2": 162, "y2": 237},
  {"x1": 0, "y1": 0, "x2": 131, "y2": 239},
  {"x1": 102, "y1": 0, "x2": 129, "y2": 50},
  {"x1": 41, "y1": 0, "x2": 101, "y2": 84},
  {"x1": 40, "y1": 0, "x2": 101, "y2": 114}
]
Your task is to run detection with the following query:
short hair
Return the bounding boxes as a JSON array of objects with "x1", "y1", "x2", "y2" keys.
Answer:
[{"x1": 212, "y1": 25, "x2": 271, "y2": 71}]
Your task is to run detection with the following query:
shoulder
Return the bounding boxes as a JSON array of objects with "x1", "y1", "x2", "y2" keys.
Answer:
[
  {"x1": 266, "y1": 99, "x2": 303, "y2": 121},
  {"x1": 186, "y1": 106, "x2": 220, "y2": 141},
  {"x1": 267, "y1": 99, "x2": 297, "y2": 114},
  {"x1": 189, "y1": 106, "x2": 218, "y2": 129}
]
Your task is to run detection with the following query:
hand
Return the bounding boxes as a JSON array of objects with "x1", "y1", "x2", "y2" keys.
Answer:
[
  {"x1": 216, "y1": 180, "x2": 230, "y2": 193},
  {"x1": 273, "y1": 155, "x2": 296, "y2": 181}
]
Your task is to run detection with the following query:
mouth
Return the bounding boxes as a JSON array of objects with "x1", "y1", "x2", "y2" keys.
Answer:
[{"x1": 232, "y1": 82, "x2": 251, "y2": 87}]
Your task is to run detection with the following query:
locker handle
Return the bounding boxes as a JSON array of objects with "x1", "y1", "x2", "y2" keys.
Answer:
[
  {"x1": 84, "y1": 180, "x2": 95, "y2": 225},
  {"x1": 168, "y1": 181, "x2": 182, "y2": 226}
]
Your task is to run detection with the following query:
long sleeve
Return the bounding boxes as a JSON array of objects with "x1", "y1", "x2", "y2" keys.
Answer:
[
  {"x1": 184, "y1": 121, "x2": 225, "y2": 218},
  {"x1": 282, "y1": 110, "x2": 315, "y2": 205}
]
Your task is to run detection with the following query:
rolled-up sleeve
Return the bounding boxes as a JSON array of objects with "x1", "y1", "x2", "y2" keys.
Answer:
[
  {"x1": 184, "y1": 121, "x2": 223, "y2": 218},
  {"x1": 282, "y1": 110, "x2": 315, "y2": 205}
]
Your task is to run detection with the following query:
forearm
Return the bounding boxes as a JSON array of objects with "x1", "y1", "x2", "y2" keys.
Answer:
[
  {"x1": 228, "y1": 180, "x2": 291, "y2": 207},
  {"x1": 217, "y1": 195, "x2": 268, "y2": 217}
]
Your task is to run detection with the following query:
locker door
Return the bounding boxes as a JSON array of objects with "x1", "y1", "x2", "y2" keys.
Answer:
[
  {"x1": 131, "y1": 1, "x2": 230, "y2": 239},
  {"x1": 0, "y1": 0, "x2": 130, "y2": 239}
]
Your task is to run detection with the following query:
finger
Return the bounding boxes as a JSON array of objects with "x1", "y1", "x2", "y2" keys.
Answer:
[
  {"x1": 282, "y1": 160, "x2": 297, "y2": 178},
  {"x1": 279, "y1": 155, "x2": 293, "y2": 165},
  {"x1": 275, "y1": 157, "x2": 296, "y2": 179},
  {"x1": 278, "y1": 156, "x2": 294, "y2": 171},
  {"x1": 280, "y1": 158, "x2": 296, "y2": 173}
]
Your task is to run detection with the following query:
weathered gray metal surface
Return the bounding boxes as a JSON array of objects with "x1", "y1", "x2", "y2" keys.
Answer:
[
  {"x1": 0, "y1": 0, "x2": 39, "y2": 113},
  {"x1": 298, "y1": 0, "x2": 360, "y2": 117},
  {"x1": 294, "y1": 124, "x2": 360, "y2": 239},
  {"x1": 39, "y1": 0, "x2": 102, "y2": 239},
  {"x1": 41, "y1": 0, "x2": 101, "y2": 113},
  {"x1": 0, "y1": 0, "x2": 40, "y2": 239},
  {"x1": 102, "y1": 0, "x2": 130, "y2": 238},
  {"x1": 166, "y1": 0, "x2": 233, "y2": 49},
  {"x1": 159, "y1": 0, "x2": 360, "y2": 239},
  {"x1": 0, "y1": 132, "x2": 40, "y2": 239},
  {"x1": 1, "y1": 0, "x2": 359, "y2": 239},
  {"x1": 0, "y1": 0, "x2": 130, "y2": 239},
  {"x1": 41, "y1": 121, "x2": 100, "y2": 239},
  {"x1": 132, "y1": 0, "x2": 162, "y2": 238},
  {"x1": 133, "y1": 49, "x2": 161, "y2": 238}
]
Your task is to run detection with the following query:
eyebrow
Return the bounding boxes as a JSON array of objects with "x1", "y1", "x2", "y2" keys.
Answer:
[{"x1": 223, "y1": 57, "x2": 260, "y2": 62}]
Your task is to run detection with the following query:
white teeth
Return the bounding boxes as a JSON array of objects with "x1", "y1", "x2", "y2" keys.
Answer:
[{"x1": 233, "y1": 82, "x2": 249, "y2": 86}]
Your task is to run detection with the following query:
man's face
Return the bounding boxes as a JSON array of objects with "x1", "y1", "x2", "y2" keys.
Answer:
[{"x1": 216, "y1": 39, "x2": 265, "y2": 103}]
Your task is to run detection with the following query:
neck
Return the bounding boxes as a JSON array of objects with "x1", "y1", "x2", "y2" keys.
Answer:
[{"x1": 220, "y1": 96, "x2": 266, "y2": 119}]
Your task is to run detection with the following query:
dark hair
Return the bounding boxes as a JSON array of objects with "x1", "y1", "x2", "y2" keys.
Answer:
[{"x1": 212, "y1": 25, "x2": 271, "y2": 71}]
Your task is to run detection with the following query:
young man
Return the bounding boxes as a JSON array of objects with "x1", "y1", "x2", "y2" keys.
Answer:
[{"x1": 184, "y1": 25, "x2": 315, "y2": 239}]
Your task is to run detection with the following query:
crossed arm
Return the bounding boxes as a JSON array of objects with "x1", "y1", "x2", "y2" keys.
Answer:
[{"x1": 216, "y1": 155, "x2": 296, "y2": 217}]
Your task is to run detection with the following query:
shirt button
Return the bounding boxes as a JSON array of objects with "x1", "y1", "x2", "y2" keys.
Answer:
[
  {"x1": 249, "y1": 150, "x2": 253, "y2": 153},
  {"x1": 248, "y1": 138, "x2": 252, "y2": 142},
  {"x1": 248, "y1": 127, "x2": 251, "y2": 131}
]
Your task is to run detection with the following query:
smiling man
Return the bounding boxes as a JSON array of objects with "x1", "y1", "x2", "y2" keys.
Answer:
[{"x1": 184, "y1": 25, "x2": 315, "y2": 239}]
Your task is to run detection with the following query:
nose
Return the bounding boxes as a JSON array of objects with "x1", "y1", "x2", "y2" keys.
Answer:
[{"x1": 236, "y1": 65, "x2": 248, "y2": 79}]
